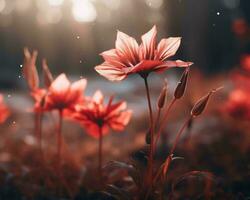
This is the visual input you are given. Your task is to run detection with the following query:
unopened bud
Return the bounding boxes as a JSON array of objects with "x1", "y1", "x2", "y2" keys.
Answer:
[
  {"x1": 42, "y1": 59, "x2": 53, "y2": 88},
  {"x1": 174, "y1": 68, "x2": 189, "y2": 99},
  {"x1": 157, "y1": 84, "x2": 167, "y2": 109},
  {"x1": 191, "y1": 87, "x2": 222, "y2": 117},
  {"x1": 23, "y1": 48, "x2": 39, "y2": 91}
]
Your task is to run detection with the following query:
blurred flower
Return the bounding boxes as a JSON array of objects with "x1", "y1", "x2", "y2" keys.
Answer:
[
  {"x1": 0, "y1": 94, "x2": 10, "y2": 124},
  {"x1": 73, "y1": 90, "x2": 132, "y2": 138},
  {"x1": 225, "y1": 89, "x2": 250, "y2": 120},
  {"x1": 240, "y1": 54, "x2": 250, "y2": 72},
  {"x1": 95, "y1": 25, "x2": 193, "y2": 81},
  {"x1": 232, "y1": 18, "x2": 248, "y2": 37},
  {"x1": 44, "y1": 73, "x2": 87, "y2": 112},
  {"x1": 30, "y1": 88, "x2": 47, "y2": 112}
]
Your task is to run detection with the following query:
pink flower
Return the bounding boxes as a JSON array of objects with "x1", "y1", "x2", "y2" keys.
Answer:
[
  {"x1": 73, "y1": 90, "x2": 132, "y2": 138},
  {"x1": 44, "y1": 74, "x2": 87, "y2": 112},
  {"x1": 226, "y1": 89, "x2": 250, "y2": 120},
  {"x1": 95, "y1": 25, "x2": 193, "y2": 81}
]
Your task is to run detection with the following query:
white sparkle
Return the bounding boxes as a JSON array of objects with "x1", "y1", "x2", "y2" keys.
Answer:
[
  {"x1": 20, "y1": 64, "x2": 23, "y2": 68},
  {"x1": 77, "y1": 36, "x2": 80, "y2": 39},
  {"x1": 80, "y1": 60, "x2": 82, "y2": 63},
  {"x1": 216, "y1": 12, "x2": 220, "y2": 16},
  {"x1": 7, "y1": 94, "x2": 11, "y2": 98},
  {"x1": 18, "y1": 75, "x2": 22, "y2": 78}
]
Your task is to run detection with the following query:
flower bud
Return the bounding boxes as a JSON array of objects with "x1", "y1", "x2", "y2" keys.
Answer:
[
  {"x1": 174, "y1": 68, "x2": 189, "y2": 99},
  {"x1": 157, "y1": 82, "x2": 167, "y2": 109},
  {"x1": 23, "y1": 48, "x2": 39, "y2": 91},
  {"x1": 42, "y1": 59, "x2": 53, "y2": 88},
  {"x1": 191, "y1": 87, "x2": 222, "y2": 117}
]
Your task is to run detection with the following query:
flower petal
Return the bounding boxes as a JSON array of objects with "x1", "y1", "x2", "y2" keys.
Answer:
[
  {"x1": 156, "y1": 37, "x2": 181, "y2": 60},
  {"x1": 115, "y1": 31, "x2": 139, "y2": 66},
  {"x1": 95, "y1": 63, "x2": 127, "y2": 81},
  {"x1": 163, "y1": 60, "x2": 193, "y2": 67},
  {"x1": 128, "y1": 60, "x2": 164, "y2": 74},
  {"x1": 50, "y1": 73, "x2": 70, "y2": 95},
  {"x1": 93, "y1": 90, "x2": 104, "y2": 105},
  {"x1": 83, "y1": 123, "x2": 109, "y2": 138},
  {"x1": 109, "y1": 110, "x2": 132, "y2": 131},
  {"x1": 71, "y1": 78, "x2": 87, "y2": 94},
  {"x1": 100, "y1": 49, "x2": 126, "y2": 68},
  {"x1": 140, "y1": 25, "x2": 157, "y2": 60}
]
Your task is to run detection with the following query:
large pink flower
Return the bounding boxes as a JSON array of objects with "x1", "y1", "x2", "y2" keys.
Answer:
[{"x1": 95, "y1": 26, "x2": 193, "y2": 81}]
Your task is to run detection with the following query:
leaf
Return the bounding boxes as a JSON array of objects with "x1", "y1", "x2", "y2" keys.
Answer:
[
  {"x1": 103, "y1": 161, "x2": 139, "y2": 186},
  {"x1": 171, "y1": 171, "x2": 216, "y2": 199},
  {"x1": 106, "y1": 184, "x2": 131, "y2": 200}
]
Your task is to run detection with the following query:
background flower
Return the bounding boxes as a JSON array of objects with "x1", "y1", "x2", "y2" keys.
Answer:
[
  {"x1": 0, "y1": 94, "x2": 10, "y2": 124},
  {"x1": 73, "y1": 90, "x2": 132, "y2": 138}
]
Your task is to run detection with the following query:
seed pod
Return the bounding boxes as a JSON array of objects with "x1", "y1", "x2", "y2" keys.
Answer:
[
  {"x1": 157, "y1": 82, "x2": 167, "y2": 109},
  {"x1": 174, "y1": 68, "x2": 190, "y2": 99},
  {"x1": 42, "y1": 59, "x2": 53, "y2": 88},
  {"x1": 191, "y1": 87, "x2": 222, "y2": 117},
  {"x1": 23, "y1": 48, "x2": 39, "y2": 91}
]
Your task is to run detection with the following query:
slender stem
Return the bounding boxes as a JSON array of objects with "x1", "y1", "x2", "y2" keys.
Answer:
[
  {"x1": 154, "y1": 98, "x2": 176, "y2": 152},
  {"x1": 35, "y1": 111, "x2": 43, "y2": 154},
  {"x1": 143, "y1": 77, "x2": 154, "y2": 188},
  {"x1": 153, "y1": 117, "x2": 192, "y2": 186},
  {"x1": 57, "y1": 109, "x2": 63, "y2": 167},
  {"x1": 98, "y1": 126, "x2": 103, "y2": 185},
  {"x1": 169, "y1": 117, "x2": 192, "y2": 155},
  {"x1": 154, "y1": 108, "x2": 162, "y2": 131}
]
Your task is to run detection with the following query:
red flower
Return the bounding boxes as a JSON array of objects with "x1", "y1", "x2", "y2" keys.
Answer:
[
  {"x1": 44, "y1": 74, "x2": 87, "y2": 112},
  {"x1": 30, "y1": 88, "x2": 47, "y2": 112},
  {"x1": 0, "y1": 94, "x2": 10, "y2": 124},
  {"x1": 226, "y1": 89, "x2": 250, "y2": 120},
  {"x1": 95, "y1": 25, "x2": 193, "y2": 81},
  {"x1": 73, "y1": 90, "x2": 132, "y2": 138}
]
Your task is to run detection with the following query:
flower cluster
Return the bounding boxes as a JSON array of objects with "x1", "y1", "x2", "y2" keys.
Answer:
[{"x1": 23, "y1": 50, "x2": 131, "y2": 137}]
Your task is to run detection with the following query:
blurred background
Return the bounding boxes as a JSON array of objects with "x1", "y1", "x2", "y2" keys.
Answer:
[{"x1": 0, "y1": 0, "x2": 249, "y2": 90}]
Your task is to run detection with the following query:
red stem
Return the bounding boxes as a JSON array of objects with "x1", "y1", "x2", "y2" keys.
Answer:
[
  {"x1": 169, "y1": 117, "x2": 192, "y2": 155},
  {"x1": 143, "y1": 77, "x2": 154, "y2": 188},
  {"x1": 154, "y1": 98, "x2": 176, "y2": 152},
  {"x1": 98, "y1": 126, "x2": 103, "y2": 185},
  {"x1": 35, "y1": 111, "x2": 44, "y2": 159},
  {"x1": 57, "y1": 109, "x2": 63, "y2": 167}
]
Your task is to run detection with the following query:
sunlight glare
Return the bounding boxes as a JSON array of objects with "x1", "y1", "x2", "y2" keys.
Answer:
[
  {"x1": 48, "y1": 0, "x2": 64, "y2": 6},
  {"x1": 0, "y1": 0, "x2": 6, "y2": 13},
  {"x1": 72, "y1": 0, "x2": 97, "y2": 23}
]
